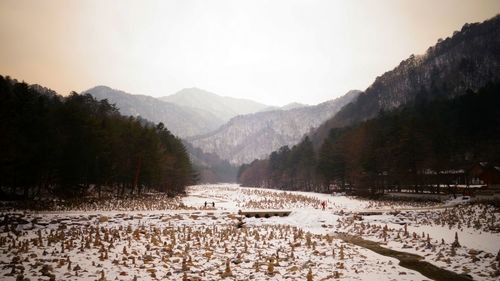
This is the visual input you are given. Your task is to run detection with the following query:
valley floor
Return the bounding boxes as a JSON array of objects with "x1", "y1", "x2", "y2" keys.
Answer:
[{"x1": 0, "y1": 184, "x2": 498, "y2": 280}]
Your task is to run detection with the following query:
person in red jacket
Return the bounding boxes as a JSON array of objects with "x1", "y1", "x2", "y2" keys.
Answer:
[{"x1": 322, "y1": 201, "x2": 326, "y2": 210}]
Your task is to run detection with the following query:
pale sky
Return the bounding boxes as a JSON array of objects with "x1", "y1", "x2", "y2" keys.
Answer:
[{"x1": 1, "y1": 0, "x2": 499, "y2": 106}]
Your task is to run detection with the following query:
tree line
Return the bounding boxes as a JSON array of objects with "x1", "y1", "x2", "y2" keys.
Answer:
[
  {"x1": 0, "y1": 75, "x2": 196, "y2": 199},
  {"x1": 237, "y1": 82, "x2": 500, "y2": 195},
  {"x1": 182, "y1": 140, "x2": 238, "y2": 183}
]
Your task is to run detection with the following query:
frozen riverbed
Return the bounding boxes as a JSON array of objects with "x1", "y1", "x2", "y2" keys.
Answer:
[
  {"x1": 0, "y1": 184, "x2": 498, "y2": 280},
  {"x1": 184, "y1": 184, "x2": 500, "y2": 280}
]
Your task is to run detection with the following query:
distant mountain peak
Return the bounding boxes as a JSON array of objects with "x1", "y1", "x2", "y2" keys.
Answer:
[
  {"x1": 281, "y1": 102, "x2": 307, "y2": 110},
  {"x1": 174, "y1": 87, "x2": 216, "y2": 96},
  {"x1": 89, "y1": 85, "x2": 113, "y2": 91},
  {"x1": 161, "y1": 88, "x2": 271, "y2": 122},
  {"x1": 29, "y1": 84, "x2": 58, "y2": 97}
]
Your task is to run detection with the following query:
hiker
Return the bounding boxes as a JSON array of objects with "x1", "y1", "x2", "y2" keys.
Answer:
[
  {"x1": 322, "y1": 201, "x2": 326, "y2": 210},
  {"x1": 204, "y1": 201, "x2": 207, "y2": 208},
  {"x1": 212, "y1": 201, "x2": 215, "y2": 208}
]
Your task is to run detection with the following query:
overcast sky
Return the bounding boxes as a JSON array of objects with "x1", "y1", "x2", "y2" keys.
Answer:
[{"x1": 1, "y1": 0, "x2": 499, "y2": 106}]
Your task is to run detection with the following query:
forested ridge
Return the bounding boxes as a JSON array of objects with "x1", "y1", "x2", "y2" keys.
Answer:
[
  {"x1": 237, "y1": 82, "x2": 500, "y2": 194},
  {"x1": 239, "y1": 16, "x2": 500, "y2": 194},
  {"x1": 0, "y1": 75, "x2": 196, "y2": 200},
  {"x1": 311, "y1": 15, "x2": 500, "y2": 146}
]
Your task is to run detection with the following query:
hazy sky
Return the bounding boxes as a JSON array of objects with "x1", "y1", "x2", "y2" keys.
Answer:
[{"x1": 1, "y1": 0, "x2": 499, "y2": 106}]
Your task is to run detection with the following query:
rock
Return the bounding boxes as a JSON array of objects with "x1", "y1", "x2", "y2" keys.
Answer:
[
  {"x1": 40, "y1": 264, "x2": 55, "y2": 280},
  {"x1": 468, "y1": 249, "x2": 479, "y2": 255},
  {"x1": 451, "y1": 232, "x2": 460, "y2": 248}
]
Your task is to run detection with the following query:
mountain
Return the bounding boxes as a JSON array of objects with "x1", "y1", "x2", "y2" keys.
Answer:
[
  {"x1": 82, "y1": 86, "x2": 224, "y2": 138},
  {"x1": 281, "y1": 102, "x2": 307, "y2": 110},
  {"x1": 259, "y1": 102, "x2": 307, "y2": 112},
  {"x1": 160, "y1": 87, "x2": 271, "y2": 123},
  {"x1": 238, "y1": 82, "x2": 500, "y2": 192},
  {"x1": 311, "y1": 15, "x2": 500, "y2": 146},
  {"x1": 3, "y1": 76, "x2": 59, "y2": 98},
  {"x1": 183, "y1": 140, "x2": 238, "y2": 183},
  {"x1": 189, "y1": 90, "x2": 361, "y2": 165},
  {"x1": 29, "y1": 84, "x2": 58, "y2": 97}
]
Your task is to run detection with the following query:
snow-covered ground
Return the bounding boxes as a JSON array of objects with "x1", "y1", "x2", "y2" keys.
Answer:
[{"x1": 0, "y1": 184, "x2": 498, "y2": 280}]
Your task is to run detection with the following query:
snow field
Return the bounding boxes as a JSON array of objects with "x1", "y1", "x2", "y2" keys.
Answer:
[
  {"x1": 0, "y1": 184, "x2": 498, "y2": 280},
  {"x1": 186, "y1": 185, "x2": 500, "y2": 280}
]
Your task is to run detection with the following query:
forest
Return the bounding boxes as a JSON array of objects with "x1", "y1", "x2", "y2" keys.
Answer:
[
  {"x1": 0, "y1": 75, "x2": 195, "y2": 200},
  {"x1": 238, "y1": 82, "x2": 500, "y2": 195}
]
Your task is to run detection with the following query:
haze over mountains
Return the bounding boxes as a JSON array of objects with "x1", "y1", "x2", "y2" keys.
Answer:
[
  {"x1": 83, "y1": 86, "x2": 301, "y2": 139},
  {"x1": 160, "y1": 88, "x2": 271, "y2": 123},
  {"x1": 83, "y1": 86, "x2": 225, "y2": 138},
  {"x1": 189, "y1": 90, "x2": 361, "y2": 165},
  {"x1": 76, "y1": 15, "x2": 500, "y2": 183},
  {"x1": 83, "y1": 84, "x2": 360, "y2": 168}
]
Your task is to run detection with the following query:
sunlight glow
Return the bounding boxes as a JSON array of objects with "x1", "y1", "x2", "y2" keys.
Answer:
[{"x1": 0, "y1": 0, "x2": 499, "y2": 105}]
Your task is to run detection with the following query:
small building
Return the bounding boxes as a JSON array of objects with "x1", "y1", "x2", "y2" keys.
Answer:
[
  {"x1": 467, "y1": 162, "x2": 500, "y2": 198},
  {"x1": 468, "y1": 163, "x2": 500, "y2": 186}
]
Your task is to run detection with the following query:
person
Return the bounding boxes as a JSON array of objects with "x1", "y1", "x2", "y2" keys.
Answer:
[
  {"x1": 322, "y1": 201, "x2": 326, "y2": 210},
  {"x1": 212, "y1": 201, "x2": 215, "y2": 208},
  {"x1": 204, "y1": 201, "x2": 207, "y2": 208}
]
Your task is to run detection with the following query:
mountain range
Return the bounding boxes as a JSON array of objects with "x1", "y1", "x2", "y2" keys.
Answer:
[
  {"x1": 83, "y1": 85, "x2": 358, "y2": 167},
  {"x1": 81, "y1": 15, "x2": 500, "y2": 182},
  {"x1": 188, "y1": 90, "x2": 360, "y2": 165},
  {"x1": 83, "y1": 86, "x2": 302, "y2": 139},
  {"x1": 83, "y1": 86, "x2": 226, "y2": 138}
]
